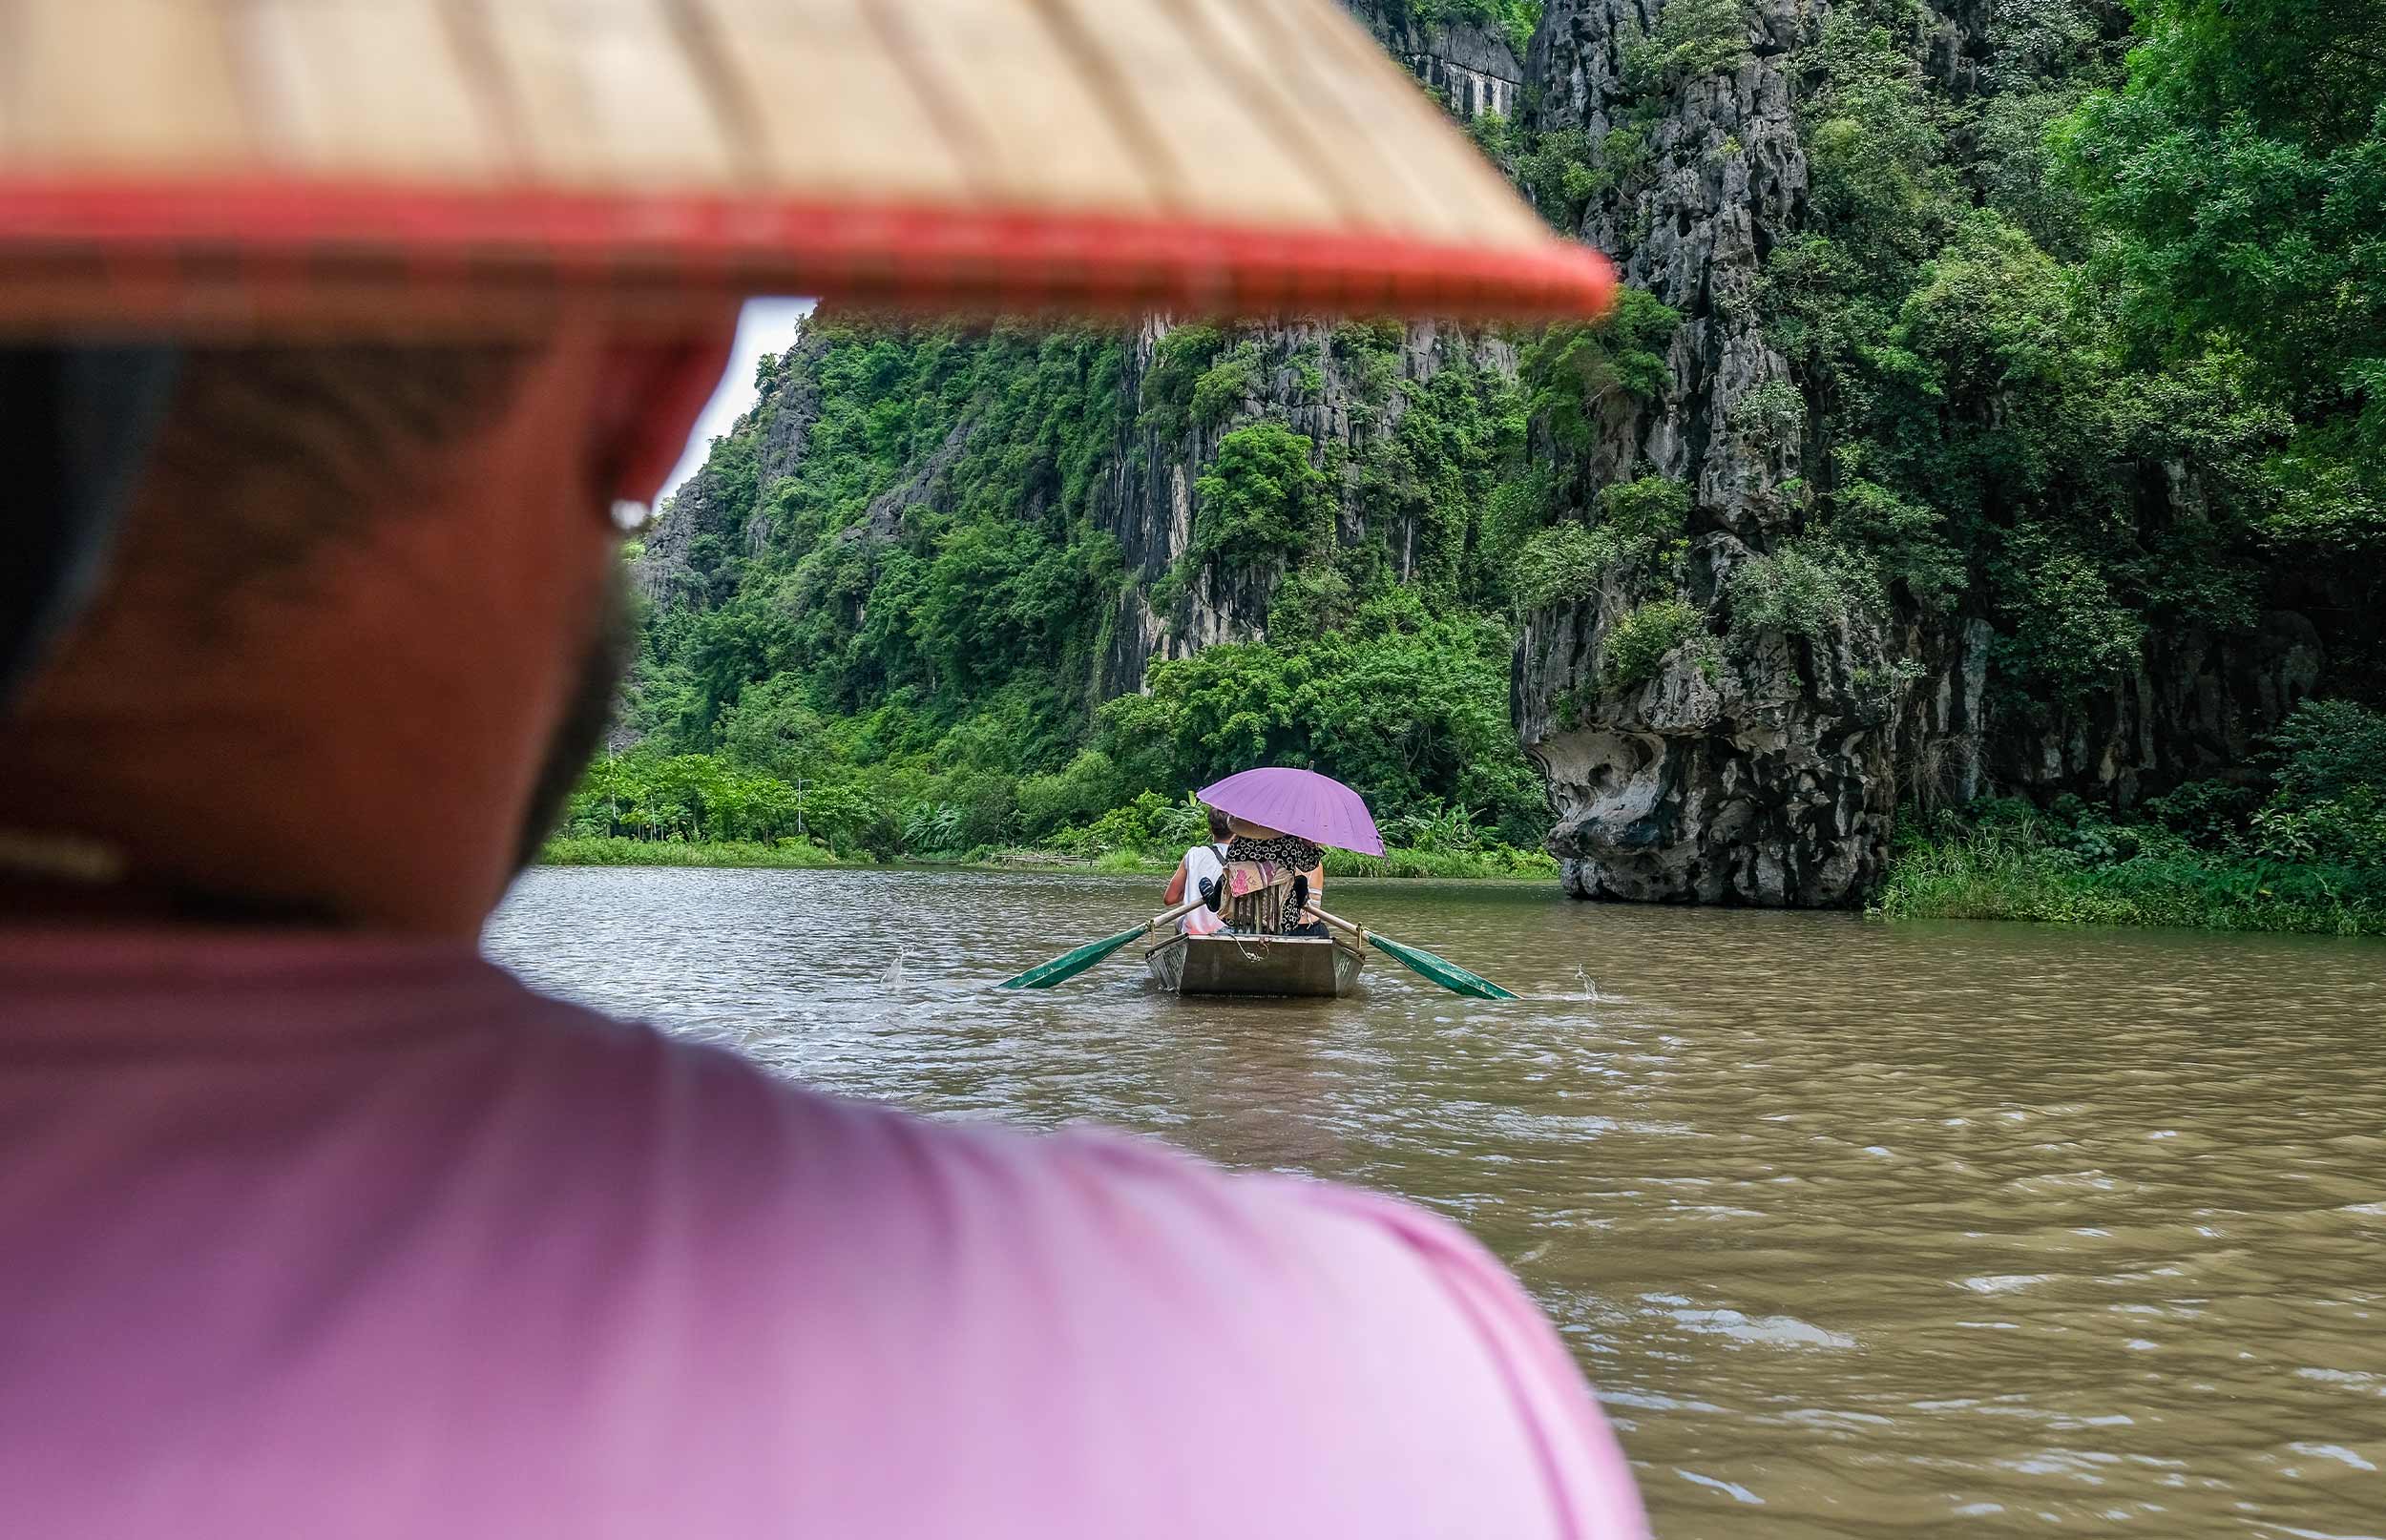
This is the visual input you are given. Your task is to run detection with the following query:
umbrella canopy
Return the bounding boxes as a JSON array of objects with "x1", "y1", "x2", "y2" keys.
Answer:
[
  {"x1": 1199, "y1": 767, "x2": 1384, "y2": 857},
  {"x1": 0, "y1": 0, "x2": 1615, "y2": 341}
]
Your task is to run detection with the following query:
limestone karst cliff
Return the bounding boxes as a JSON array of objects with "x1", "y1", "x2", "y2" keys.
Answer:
[{"x1": 1508, "y1": 0, "x2": 2373, "y2": 903}]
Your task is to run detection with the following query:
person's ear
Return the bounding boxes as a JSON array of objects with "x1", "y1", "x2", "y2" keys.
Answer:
[{"x1": 588, "y1": 323, "x2": 739, "y2": 513}]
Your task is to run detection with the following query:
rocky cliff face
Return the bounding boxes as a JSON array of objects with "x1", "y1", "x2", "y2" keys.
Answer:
[
  {"x1": 1095, "y1": 316, "x2": 1511, "y2": 695},
  {"x1": 1075, "y1": 3, "x2": 1534, "y2": 693},
  {"x1": 636, "y1": 323, "x2": 827, "y2": 615},
  {"x1": 1342, "y1": 2, "x2": 1528, "y2": 118},
  {"x1": 1510, "y1": 0, "x2": 2344, "y2": 905},
  {"x1": 1516, "y1": 0, "x2": 1899, "y2": 904}
]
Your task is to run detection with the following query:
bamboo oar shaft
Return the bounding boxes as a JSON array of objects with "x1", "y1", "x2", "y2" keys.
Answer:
[
  {"x1": 1149, "y1": 896, "x2": 1207, "y2": 930},
  {"x1": 1308, "y1": 905, "x2": 1366, "y2": 941}
]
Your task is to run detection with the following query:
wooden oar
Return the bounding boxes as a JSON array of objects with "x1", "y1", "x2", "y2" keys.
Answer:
[
  {"x1": 1308, "y1": 905, "x2": 1518, "y2": 1001},
  {"x1": 995, "y1": 898, "x2": 1208, "y2": 989}
]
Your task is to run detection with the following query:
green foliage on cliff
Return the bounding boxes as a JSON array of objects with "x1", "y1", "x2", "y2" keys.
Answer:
[
  {"x1": 1139, "y1": 323, "x2": 1225, "y2": 438},
  {"x1": 1509, "y1": 128, "x2": 1607, "y2": 223},
  {"x1": 1727, "y1": 542, "x2": 1877, "y2": 640},
  {"x1": 1189, "y1": 423, "x2": 1334, "y2": 574},
  {"x1": 2056, "y1": 0, "x2": 2386, "y2": 553},
  {"x1": 1619, "y1": 0, "x2": 1752, "y2": 99},
  {"x1": 1510, "y1": 475, "x2": 1690, "y2": 612},
  {"x1": 1518, "y1": 290, "x2": 1681, "y2": 448},
  {"x1": 1753, "y1": 0, "x2": 2383, "y2": 723},
  {"x1": 1190, "y1": 343, "x2": 1266, "y2": 430},
  {"x1": 2059, "y1": 0, "x2": 2385, "y2": 407},
  {"x1": 1601, "y1": 600, "x2": 1709, "y2": 690},
  {"x1": 1394, "y1": 0, "x2": 1544, "y2": 60}
]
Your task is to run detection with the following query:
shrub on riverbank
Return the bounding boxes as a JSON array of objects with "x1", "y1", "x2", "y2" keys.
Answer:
[
  {"x1": 557, "y1": 732, "x2": 1550, "y2": 876},
  {"x1": 1872, "y1": 821, "x2": 2386, "y2": 935},
  {"x1": 540, "y1": 836, "x2": 846, "y2": 869},
  {"x1": 540, "y1": 834, "x2": 1553, "y2": 880},
  {"x1": 1873, "y1": 701, "x2": 2386, "y2": 936},
  {"x1": 1325, "y1": 844, "x2": 1557, "y2": 879}
]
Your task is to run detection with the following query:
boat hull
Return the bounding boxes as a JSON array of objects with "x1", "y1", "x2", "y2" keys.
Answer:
[{"x1": 1144, "y1": 933, "x2": 1367, "y2": 998}]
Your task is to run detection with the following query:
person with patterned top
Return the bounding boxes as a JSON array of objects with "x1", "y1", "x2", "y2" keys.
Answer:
[{"x1": 1219, "y1": 822, "x2": 1329, "y2": 937}]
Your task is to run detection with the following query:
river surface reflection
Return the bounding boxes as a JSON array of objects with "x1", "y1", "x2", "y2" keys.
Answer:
[{"x1": 487, "y1": 866, "x2": 2386, "y2": 1538}]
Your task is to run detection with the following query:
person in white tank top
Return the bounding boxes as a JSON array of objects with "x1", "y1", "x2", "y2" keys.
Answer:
[{"x1": 1165, "y1": 806, "x2": 1237, "y2": 934}]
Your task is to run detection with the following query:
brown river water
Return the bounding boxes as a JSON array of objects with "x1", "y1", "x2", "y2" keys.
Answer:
[{"x1": 486, "y1": 866, "x2": 2386, "y2": 1538}]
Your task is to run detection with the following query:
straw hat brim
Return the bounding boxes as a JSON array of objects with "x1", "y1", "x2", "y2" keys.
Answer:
[
  {"x1": 0, "y1": 0, "x2": 1613, "y2": 337},
  {"x1": 0, "y1": 175, "x2": 1614, "y2": 340}
]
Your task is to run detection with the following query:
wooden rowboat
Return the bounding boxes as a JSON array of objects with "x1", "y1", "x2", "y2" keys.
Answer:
[{"x1": 1143, "y1": 932, "x2": 1368, "y2": 998}]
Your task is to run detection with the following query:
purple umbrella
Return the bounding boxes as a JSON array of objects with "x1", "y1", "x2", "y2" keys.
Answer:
[{"x1": 1197, "y1": 767, "x2": 1386, "y2": 856}]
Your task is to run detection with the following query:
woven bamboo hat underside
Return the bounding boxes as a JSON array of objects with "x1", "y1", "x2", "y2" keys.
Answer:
[{"x1": 0, "y1": 0, "x2": 1616, "y2": 337}]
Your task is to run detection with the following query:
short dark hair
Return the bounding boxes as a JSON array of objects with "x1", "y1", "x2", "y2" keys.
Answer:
[
  {"x1": 1206, "y1": 805, "x2": 1235, "y2": 840},
  {"x1": 123, "y1": 344, "x2": 532, "y2": 607}
]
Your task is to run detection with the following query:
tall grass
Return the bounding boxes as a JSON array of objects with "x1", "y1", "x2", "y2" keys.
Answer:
[
  {"x1": 1873, "y1": 827, "x2": 2386, "y2": 937},
  {"x1": 539, "y1": 836, "x2": 846, "y2": 870},
  {"x1": 1324, "y1": 844, "x2": 1558, "y2": 880},
  {"x1": 539, "y1": 836, "x2": 1554, "y2": 880},
  {"x1": 967, "y1": 842, "x2": 1558, "y2": 880}
]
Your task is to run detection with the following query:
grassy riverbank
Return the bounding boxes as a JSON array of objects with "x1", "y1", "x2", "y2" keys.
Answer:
[
  {"x1": 1873, "y1": 832, "x2": 2386, "y2": 936},
  {"x1": 540, "y1": 836, "x2": 847, "y2": 869},
  {"x1": 1874, "y1": 700, "x2": 2386, "y2": 937},
  {"x1": 539, "y1": 835, "x2": 1557, "y2": 880},
  {"x1": 552, "y1": 747, "x2": 1558, "y2": 880}
]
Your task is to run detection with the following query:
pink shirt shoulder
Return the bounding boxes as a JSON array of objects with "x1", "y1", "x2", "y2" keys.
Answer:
[{"x1": 0, "y1": 932, "x2": 1646, "y2": 1539}]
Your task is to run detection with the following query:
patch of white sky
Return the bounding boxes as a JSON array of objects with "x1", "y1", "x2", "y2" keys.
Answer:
[{"x1": 657, "y1": 297, "x2": 816, "y2": 505}]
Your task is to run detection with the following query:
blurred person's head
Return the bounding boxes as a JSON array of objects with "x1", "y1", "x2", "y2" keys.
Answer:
[
  {"x1": 0, "y1": 309, "x2": 735, "y2": 937},
  {"x1": 1206, "y1": 806, "x2": 1234, "y2": 843}
]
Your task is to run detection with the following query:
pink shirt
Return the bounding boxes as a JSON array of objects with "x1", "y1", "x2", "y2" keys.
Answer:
[{"x1": 0, "y1": 930, "x2": 1645, "y2": 1538}]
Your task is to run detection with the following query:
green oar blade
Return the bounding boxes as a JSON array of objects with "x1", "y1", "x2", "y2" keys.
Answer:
[
  {"x1": 995, "y1": 924, "x2": 1144, "y2": 989},
  {"x1": 1366, "y1": 933, "x2": 1517, "y2": 1000}
]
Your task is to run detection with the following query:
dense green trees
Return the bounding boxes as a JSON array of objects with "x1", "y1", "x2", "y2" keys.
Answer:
[
  {"x1": 1187, "y1": 424, "x2": 1333, "y2": 574},
  {"x1": 1096, "y1": 588, "x2": 1548, "y2": 847},
  {"x1": 2057, "y1": 0, "x2": 2386, "y2": 551},
  {"x1": 585, "y1": 307, "x2": 1564, "y2": 866},
  {"x1": 1750, "y1": 0, "x2": 2381, "y2": 719}
]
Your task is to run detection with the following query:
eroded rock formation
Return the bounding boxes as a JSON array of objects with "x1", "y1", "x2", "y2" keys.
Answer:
[
  {"x1": 1517, "y1": 0, "x2": 1891, "y2": 903},
  {"x1": 1345, "y1": 2, "x2": 1528, "y2": 118},
  {"x1": 1096, "y1": 316, "x2": 1510, "y2": 693},
  {"x1": 1512, "y1": 0, "x2": 2339, "y2": 905}
]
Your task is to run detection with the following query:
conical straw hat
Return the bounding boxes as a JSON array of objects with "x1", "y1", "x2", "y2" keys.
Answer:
[{"x1": 0, "y1": 0, "x2": 1614, "y2": 338}]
